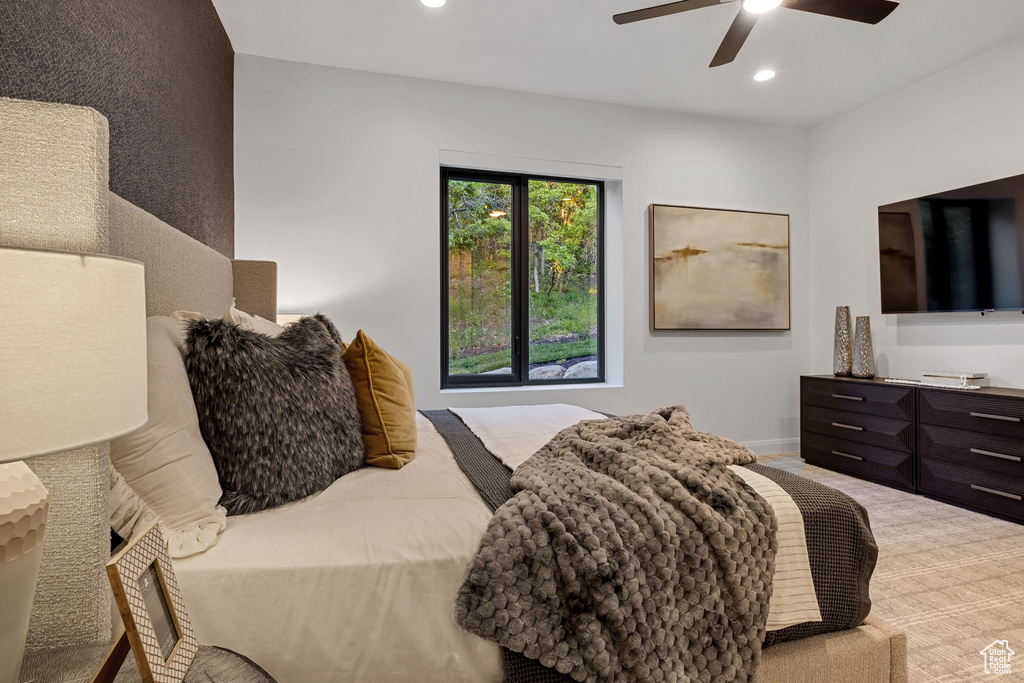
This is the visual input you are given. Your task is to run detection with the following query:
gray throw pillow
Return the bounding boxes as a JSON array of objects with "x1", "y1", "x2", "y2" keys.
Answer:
[{"x1": 183, "y1": 314, "x2": 364, "y2": 515}]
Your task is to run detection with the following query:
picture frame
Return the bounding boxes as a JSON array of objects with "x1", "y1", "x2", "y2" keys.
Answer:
[
  {"x1": 650, "y1": 204, "x2": 790, "y2": 330},
  {"x1": 105, "y1": 524, "x2": 198, "y2": 683}
]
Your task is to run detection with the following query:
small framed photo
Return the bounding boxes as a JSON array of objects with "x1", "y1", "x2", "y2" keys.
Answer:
[{"x1": 106, "y1": 524, "x2": 198, "y2": 683}]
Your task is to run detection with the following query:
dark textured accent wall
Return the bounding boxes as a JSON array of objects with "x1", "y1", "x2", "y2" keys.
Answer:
[{"x1": 0, "y1": 0, "x2": 235, "y2": 256}]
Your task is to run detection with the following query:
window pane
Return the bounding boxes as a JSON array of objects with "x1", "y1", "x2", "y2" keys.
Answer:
[
  {"x1": 527, "y1": 180, "x2": 599, "y2": 380},
  {"x1": 447, "y1": 180, "x2": 513, "y2": 377}
]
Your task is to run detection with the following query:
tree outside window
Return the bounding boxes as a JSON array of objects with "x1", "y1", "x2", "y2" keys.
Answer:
[{"x1": 442, "y1": 169, "x2": 604, "y2": 387}]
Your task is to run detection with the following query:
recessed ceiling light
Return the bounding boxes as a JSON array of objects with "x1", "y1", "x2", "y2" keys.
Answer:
[
  {"x1": 754, "y1": 69, "x2": 776, "y2": 81},
  {"x1": 421, "y1": 0, "x2": 445, "y2": 6},
  {"x1": 743, "y1": 0, "x2": 782, "y2": 13},
  {"x1": 489, "y1": 210, "x2": 507, "y2": 218}
]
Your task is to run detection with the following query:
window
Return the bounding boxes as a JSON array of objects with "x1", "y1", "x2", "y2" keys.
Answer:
[{"x1": 441, "y1": 168, "x2": 604, "y2": 388}]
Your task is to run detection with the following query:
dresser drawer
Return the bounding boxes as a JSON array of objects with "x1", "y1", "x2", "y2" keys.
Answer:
[
  {"x1": 801, "y1": 405, "x2": 913, "y2": 453},
  {"x1": 801, "y1": 377, "x2": 914, "y2": 420},
  {"x1": 919, "y1": 389, "x2": 1024, "y2": 439},
  {"x1": 919, "y1": 457, "x2": 1024, "y2": 523},
  {"x1": 919, "y1": 424, "x2": 1024, "y2": 478},
  {"x1": 801, "y1": 431, "x2": 914, "y2": 491}
]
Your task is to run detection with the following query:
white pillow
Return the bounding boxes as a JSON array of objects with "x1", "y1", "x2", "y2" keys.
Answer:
[
  {"x1": 223, "y1": 297, "x2": 284, "y2": 337},
  {"x1": 109, "y1": 462, "x2": 160, "y2": 542},
  {"x1": 109, "y1": 317, "x2": 227, "y2": 557}
]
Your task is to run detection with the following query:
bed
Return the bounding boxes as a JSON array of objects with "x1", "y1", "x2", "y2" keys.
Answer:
[{"x1": 3, "y1": 96, "x2": 907, "y2": 683}]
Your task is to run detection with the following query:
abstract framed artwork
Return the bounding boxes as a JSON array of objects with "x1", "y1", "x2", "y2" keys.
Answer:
[{"x1": 650, "y1": 204, "x2": 790, "y2": 330}]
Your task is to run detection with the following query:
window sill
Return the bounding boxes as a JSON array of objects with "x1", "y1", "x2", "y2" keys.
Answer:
[{"x1": 441, "y1": 381, "x2": 622, "y2": 394}]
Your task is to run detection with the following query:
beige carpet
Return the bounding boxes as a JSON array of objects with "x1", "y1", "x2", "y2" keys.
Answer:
[{"x1": 760, "y1": 454, "x2": 1024, "y2": 682}]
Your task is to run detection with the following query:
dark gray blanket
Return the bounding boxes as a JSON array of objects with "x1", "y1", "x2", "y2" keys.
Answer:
[{"x1": 452, "y1": 406, "x2": 778, "y2": 683}]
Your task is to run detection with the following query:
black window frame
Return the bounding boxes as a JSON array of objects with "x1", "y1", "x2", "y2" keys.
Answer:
[{"x1": 440, "y1": 167, "x2": 605, "y2": 389}]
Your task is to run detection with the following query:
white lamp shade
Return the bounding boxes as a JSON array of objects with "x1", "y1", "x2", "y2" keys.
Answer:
[{"x1": 0, "y1": 246, "x2": 148, "y2": 462}]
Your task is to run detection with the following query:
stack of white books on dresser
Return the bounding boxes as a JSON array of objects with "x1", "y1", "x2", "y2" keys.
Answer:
[{"x1": 921, "y1": 371, "x2": 990, "y2": 388}]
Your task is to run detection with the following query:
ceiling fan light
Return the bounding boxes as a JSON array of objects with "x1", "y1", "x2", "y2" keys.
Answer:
[
  {"x1": 754, "y1": 69, "x2": 776, "y2": 81},
  {"x1": 743, "y1": 0, "x2": 782, "y2": 13},
  {"x1": 421, "y1": 0, "x2": 446, "y2": 7}
]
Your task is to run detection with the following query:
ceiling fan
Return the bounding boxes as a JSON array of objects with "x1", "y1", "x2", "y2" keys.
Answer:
[{"x1": 613, "y1": 0, "x2": 899, "y2": 68}]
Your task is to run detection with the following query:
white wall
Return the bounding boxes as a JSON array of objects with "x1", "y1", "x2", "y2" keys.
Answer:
[
  {"x1": 809, "y1": 37, "x2": 1024, "y2": 388},
  {"x1": 233, "y1": 55, "x2": 810, "y2": 451}
]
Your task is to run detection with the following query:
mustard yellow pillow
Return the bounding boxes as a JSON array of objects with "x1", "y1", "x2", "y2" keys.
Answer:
[{"x1": 341, "y1": 330, "x2": 417, "y2": 468}]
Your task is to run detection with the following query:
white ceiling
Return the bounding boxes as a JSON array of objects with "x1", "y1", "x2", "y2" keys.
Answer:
[{"x1": 213, "y1": 0, "x2": 1024, "y2": 126}]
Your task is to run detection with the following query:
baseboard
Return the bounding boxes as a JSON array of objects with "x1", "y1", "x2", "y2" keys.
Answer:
[{"x1": 740, "y1": 438, "x2": 800, "y2": 457}]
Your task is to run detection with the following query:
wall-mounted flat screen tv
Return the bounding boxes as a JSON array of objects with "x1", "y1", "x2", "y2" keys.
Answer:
[{"x1": 879, "y1": 173, "x2": 1024, "y2": 314}]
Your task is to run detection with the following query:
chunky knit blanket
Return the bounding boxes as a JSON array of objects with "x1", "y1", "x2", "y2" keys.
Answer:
[{"x1": 454, "y1": 406, "x2": 778, "y2": 683}]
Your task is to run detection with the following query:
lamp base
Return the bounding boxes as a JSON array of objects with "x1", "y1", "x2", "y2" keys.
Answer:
[{"x1": 0, "y1": 461, "x2": 49, "y2": 683}]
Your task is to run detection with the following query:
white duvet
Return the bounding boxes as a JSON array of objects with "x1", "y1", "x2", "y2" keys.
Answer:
[{"x1": 176, "y1": 412, "x2": 503, "y2": 683}]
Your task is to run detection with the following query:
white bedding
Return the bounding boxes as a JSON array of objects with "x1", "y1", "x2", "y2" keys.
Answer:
[
  {"x1": 176, "y1": 406, "x2": 820, "y2": 683},
  {"x1": 176, "y1": 413, "x2": 503, "y2": 683},
  {"x1": 450, "y1": 403, "x2": 605, "y2": 470},
  {"x1": 729, "y1": 466, "x2": 822, "y2": 630}
]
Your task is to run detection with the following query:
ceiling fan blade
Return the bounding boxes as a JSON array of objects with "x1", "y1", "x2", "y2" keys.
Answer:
[
  {"x1": 613, "y1": 0, "x2": 729, "y2": 25},
  {"x1": 781, "y1": 0, "x2": 898, "y2": 24},
  {"x1": 710, "y1": 8, "x2": 759, "y2": 67}
]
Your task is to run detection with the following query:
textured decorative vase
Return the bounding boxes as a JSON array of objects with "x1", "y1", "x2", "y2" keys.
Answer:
[
  {"x1": 833, "y1": 306, "x2": 852, "y2": 376},
  {"x1": 852, "y1": 316, "x2": 876, "y2": 378}
]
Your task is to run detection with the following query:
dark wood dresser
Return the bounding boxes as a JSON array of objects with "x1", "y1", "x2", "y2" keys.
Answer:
[
  {"x1": 800, "y1": 376, "x2": 916, "y2": 492},
  {"x1": 801, "y1": 375, "x2": 1024, "y2": 523}
]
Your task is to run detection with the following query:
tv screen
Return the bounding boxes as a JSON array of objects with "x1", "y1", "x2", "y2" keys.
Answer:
[{"x1": 878, "y1": 173, "x2": 1024, "y2": 314}]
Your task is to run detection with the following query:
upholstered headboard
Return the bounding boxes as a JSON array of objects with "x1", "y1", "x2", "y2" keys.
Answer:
[
  {"x1": 108, "y1": 193, "x2": 277, "y2": 320},
  {"x1": 108, "y1": 193, "x2": 233, "y2": 317}
]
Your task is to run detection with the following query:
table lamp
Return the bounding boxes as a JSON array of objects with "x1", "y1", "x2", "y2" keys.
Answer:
[{"x1": 0, "y1": 246, "x2": 147, "y2": 683}]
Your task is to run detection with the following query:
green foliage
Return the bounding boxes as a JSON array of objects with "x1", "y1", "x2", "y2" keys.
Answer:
[
  {"x1": 447, "y1": 181, "x2": 511, "y2": 256},
  {"x1": 447, "y1": 180, "x2": 514, "y2": 355},
  {"x1": 446, "y1": 177, "x2": 599, "y2": 366},
  {"x1": 449, "y1": 339, "x2": 597, "y2": 375},
  {"x1": 527, "y1": 180, "x2": 598, "y2": 294},
  {"x1": 529, "y1": 289, "x2": 597, "y2": 341}
]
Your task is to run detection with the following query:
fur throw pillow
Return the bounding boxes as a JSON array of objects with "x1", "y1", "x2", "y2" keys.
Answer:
[{"x1": 183, "y1": 314, "x2": 364, "y2": 515}]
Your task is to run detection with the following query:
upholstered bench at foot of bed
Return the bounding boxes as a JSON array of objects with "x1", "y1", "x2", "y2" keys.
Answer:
[{"x1": 756, "y1": 613, "x2": 907, "y2": 683}]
